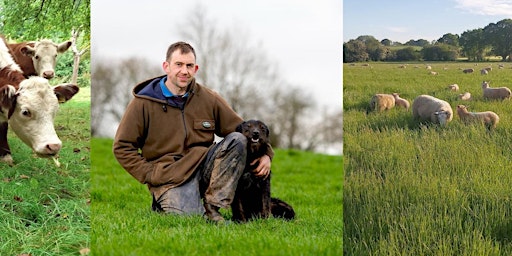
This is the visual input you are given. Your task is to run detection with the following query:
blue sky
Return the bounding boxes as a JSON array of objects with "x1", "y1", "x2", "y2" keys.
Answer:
[{"x1": 343, "y1": 0, "x2": 512, "y2": 43}]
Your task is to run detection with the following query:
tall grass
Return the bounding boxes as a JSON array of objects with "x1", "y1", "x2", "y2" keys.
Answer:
[
  {"x1": 0, "y1": 86, "x2": 90, "y2": 255},
  {"x1": 91, "y1": 138, "x2": 342, "y2": 255},
  {"x1": 344, "y1": 62, "x2": 512, "y2": 255}
]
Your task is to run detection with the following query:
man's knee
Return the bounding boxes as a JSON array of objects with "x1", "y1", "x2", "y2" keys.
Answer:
[{"x1": 224, "y1": 132, "x2": 247, "y2": 152}]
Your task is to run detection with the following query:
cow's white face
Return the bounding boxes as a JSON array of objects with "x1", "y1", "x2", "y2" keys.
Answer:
[
  {"x1": 22, "y1": 40, "x2": 71, "y2": 79},
  {"x1": 8, "y1": 77, "x2": 62, "y2": 157}
]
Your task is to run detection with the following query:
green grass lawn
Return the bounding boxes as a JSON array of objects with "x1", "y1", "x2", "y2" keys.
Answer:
[
  {"x1": 0, "y1": 86, "x2": 90, "y2": 255},
  {"x1": 91, "y1": 138, "x2": 342, "y2": 255},
  {"x1": 343, "y1": 62, "x2": 512, "y2": 255}
]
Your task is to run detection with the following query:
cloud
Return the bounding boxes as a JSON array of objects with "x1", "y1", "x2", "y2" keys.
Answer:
[{"x1": 454, "y1": 0, "x2": 512, "y2": 16}]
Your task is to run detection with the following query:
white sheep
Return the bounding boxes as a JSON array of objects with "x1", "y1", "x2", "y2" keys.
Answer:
[
  {"x1": 429, "y1": 71, "x2": 438, "y2": 75},
  {"x1": 447, "y1": 84, "x2": 459, "y2": 91},
  {"x1": 481, "y1": 81, "x2": 511, "y2": 100},
  {"x1": 412, "y1": 95, "x2": 453, "y2": 126},
  {"x1": 458, "y1": 92, "x2": 471, "y2": 101},
  {"x1": 480, "y1": 69, "x2": 488, "y2": 75},
  {"x1": 367, "y1": 93, "x2": 395, "y2": 113},
  {"x1": 392, "y1": 93, "x2": 410, "y2": 110},
  {"x1": 456, "y1": 105, "x2": 499, "y2": 130},
  {"x1": 463, "y1": 68, "x2": 474, "y2": 74}
]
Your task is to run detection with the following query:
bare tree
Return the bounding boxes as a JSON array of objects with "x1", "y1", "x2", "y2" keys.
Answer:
[
  {"x1": 91, "y1": 56, "x2": 161, "y2": 136},
  {"x1": 70, "y1": 27, "x2": 88, "y2": 84},
  {"x1": 178, "y1": 5, "x2": 280, "y2": 120}
]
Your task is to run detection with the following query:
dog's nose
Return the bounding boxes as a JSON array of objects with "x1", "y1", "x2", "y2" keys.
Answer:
[{"x1": 252, "y1": 131, "x2": 260, "y2": 138}]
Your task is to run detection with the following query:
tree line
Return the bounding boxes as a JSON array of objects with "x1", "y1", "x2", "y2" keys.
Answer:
[{"x1": 343, "y1": 19, "x2": 512, "y2": 63}]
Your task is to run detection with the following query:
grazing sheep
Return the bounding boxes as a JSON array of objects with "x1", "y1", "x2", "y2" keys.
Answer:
[
  {"x1": 429, "y1": 71, "x2": 438, "y2": 75},
  {"x1": 392, "y1": 93, "x2": 410, "y2": 110},
  {"x1": 367, "y1": 93, "x2": 395, "y2": 113},
  {"x1": 426, "y1": 65, "x2": 432, "y2": 70},
  {"x1": 484, "y1": 67, "x2": 492, "y2": 72},
  {"x1": 447, "y1": 84, "x2": 459, "y2": 91},
  {"x1": 481, "y1": 81, "x2": 511, "y2": 100},
  {"x1": 399, "y1": 64, "x2": 407, "y2": 68},
  {"x1": 463, "y1": 68, "x2": 474, "y2": 74},
  {"x1": 480, "y1": 69, "x2": 488, "y2": 75},
  {"x1": 412, "y1": 95, "x2": 453, "y2": 126},
  {"x1": 458, "y1": 92, "x2": 471, "y2": 101},
  {"x1": 456, "y1": 105, "x2": 499, "y2": 130}
]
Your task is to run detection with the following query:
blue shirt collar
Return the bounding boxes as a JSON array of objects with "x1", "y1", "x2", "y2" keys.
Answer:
[{"x1": 159, "y1": 77, "x2": 188, "y2": 98}]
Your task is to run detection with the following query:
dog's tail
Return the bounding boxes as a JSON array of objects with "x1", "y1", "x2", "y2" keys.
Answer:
[{"x1": 271, "y1": 197, "x2": 295, "y2": 220}]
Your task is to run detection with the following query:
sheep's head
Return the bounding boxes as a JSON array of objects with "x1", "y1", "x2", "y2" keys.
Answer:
[{"x1": 434, "y1": 110, "x2": 451, "y2": 126}]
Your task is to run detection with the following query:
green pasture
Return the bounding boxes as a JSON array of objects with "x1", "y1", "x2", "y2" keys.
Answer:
[
  {"x1": 343, "y1": 62, "x2": 512, "y2": 255},
  {"x1": 91, "y1": 138, "x2": 342, "y2": 255},
  {"x1": 0, "y1": 85, "x2": 90, "y2": 255}
]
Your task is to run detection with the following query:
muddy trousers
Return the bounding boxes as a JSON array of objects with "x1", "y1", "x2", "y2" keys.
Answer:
[{"x1": 152, "y1": 132, "x2": 247, "y2": 215}]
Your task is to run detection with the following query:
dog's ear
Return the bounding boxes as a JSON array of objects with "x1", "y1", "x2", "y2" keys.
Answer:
[
  {"x1": 236, "y1": 121, "x2": 245, "y2": 133},
  {"x1": 263, "y1": 123, "x2": 270, "y2": 137}
]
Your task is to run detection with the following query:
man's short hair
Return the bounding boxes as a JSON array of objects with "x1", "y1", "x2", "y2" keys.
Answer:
[{"x1": 166, "y1": 42, "x2": 196, "y2": 61}]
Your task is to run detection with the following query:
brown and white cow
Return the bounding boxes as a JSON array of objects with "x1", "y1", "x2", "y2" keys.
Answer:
[
  {"x1": 0, "y1": 37, "x2": 78, "y2": 166},
  {"x1": 8, "y1": 39, "x2": 72, "y2": 79}
]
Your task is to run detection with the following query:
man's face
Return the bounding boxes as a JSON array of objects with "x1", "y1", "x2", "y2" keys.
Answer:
[{"x1": 163, "y1": 50, "x2": 198, "y2": 90}]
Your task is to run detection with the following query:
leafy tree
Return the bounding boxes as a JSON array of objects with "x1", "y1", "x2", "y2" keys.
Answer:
[
  {"x1": 0, "y1": 0, "x2": 90, "y2": 43},
  {"x1": 381, "y1": 38, "x2": 392, "y2": 46},
  {"x1": 405, "y1": 39, "x2": 430, "y2": 47},
  {"x1": 437, "y1": 33, "x2": 459, "y2": 47},
  {"x1": 394, "y1": 47, "x2": 421, "y2": 61},
  {"x1": 343, "y1": 39, "x2": 368, "y2": 62},
  {"x1": 421, "y1": 44, "x2": 458, "y2": 61},
  {"x1": 357, "y1": 35, "x2": 386, "y2": 61},
  {"x1": 460, "y1": 28, "x2": 488, "y2": 61},
  {"x1": 483, "y1": 19, "x2": 512, "y2": 61}
]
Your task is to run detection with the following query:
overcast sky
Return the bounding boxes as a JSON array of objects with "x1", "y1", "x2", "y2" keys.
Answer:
[
  {"x1": 344, "y1": 0, "x2": 512, "y2": 43},
  {"x1": 91, "y1": 0, "x2": 343, "y2": 111}
]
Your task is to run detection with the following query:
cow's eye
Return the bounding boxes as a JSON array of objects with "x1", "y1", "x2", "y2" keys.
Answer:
[{"x1": 21, "y1": 109, "x2": 31, "y2": 117}]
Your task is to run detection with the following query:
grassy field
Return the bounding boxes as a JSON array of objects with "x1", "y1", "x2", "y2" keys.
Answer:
[
  {"x1": 0, "y1": 85, "x2": 90, "y2": 255},
  {"x1": 343, "y1": 62, "x2": 512, "y2": 255},
  {"x1": 91, "y1": 137, "x2": 342, "y2": 255}
]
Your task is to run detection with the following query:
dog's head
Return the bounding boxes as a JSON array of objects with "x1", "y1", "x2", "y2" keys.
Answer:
[{"x1": 236, "y1": 120, "x2": 270, "y2": 158}]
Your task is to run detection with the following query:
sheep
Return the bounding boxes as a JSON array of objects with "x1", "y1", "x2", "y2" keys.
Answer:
[
  {"x1": 456, "y1": 105, "x2": 499, "y2": 130},
  {"x1": 480, "y1": 69, "x2": 488, "y2": 75},
  {"x1": 463, "y1": 68, "x2": 474, "y2": 73},
  {"x1": 426, "y1": 65, "x2": 432, "y2": 70},
  {"x1": 367, "y1": 93, "x2": 395, "y2": 113},
  {"x1": 412, "y1": 95, "x2": 453, "y2": 126},
  {"x1": 391, "y1": 93, "x2": 410, "y2": 110},
  {"x1": 447, "y1": 84, "x2": 459, "y2": 91},
  {"x1": 458, "y1": 92, "x2": 471, "y2": 101},
  {"x1": 484, "y1": 67, "x2": 492, "y2": 72},
  {"x1": 481, "y1": 81, "x2": 511, "y2": 100},
  {"x1": 429, "y1": 71, "x2": 438, "y2": 75}
]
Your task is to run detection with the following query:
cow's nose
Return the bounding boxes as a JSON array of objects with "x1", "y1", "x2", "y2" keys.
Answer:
[
  {"x1": 43, "y1": 71, "x2": 54, "y2": 79},
  {"x1": 45, "y1": 143, "x2": 62, "y2": 155}
]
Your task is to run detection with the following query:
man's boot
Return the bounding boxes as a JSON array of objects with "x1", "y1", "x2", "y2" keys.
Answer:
[{"x1": 204, "y1": 202, "x2": 225, "y2": 223}]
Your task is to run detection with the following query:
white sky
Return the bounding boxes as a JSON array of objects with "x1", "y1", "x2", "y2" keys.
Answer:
[{"x1": 91, "y1": 0, "x2": 343, "y2": 111}]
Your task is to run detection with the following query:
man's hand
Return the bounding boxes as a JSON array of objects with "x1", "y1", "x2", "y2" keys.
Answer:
[{"x1": 250, "y1": 154, "x2": 271, "y2": 179}]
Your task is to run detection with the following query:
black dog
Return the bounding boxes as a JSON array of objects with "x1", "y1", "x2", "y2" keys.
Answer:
[{"x1": 232, "y1": 120, "x2": 295, "y2": 222}]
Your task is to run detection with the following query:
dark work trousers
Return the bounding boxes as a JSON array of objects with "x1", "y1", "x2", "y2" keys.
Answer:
[{"x1": 153, "y1": 132, "x2": 247, "y2": 214}]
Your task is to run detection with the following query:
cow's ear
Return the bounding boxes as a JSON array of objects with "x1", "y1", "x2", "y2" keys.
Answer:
[
  {"x1": 20, "y1": 45, "x2": 36, "y2": 57},
  {"x1": 57, "y1": 41, "x2": 72, "y2": 53},
  {"x1": 0, "y1": 85, "x2": 17, "y2": 118},
  {"x1": 236, "y1": 121, "x2": 246, "y2": 133},
  {"x1": 53, "y1": 84, "x2": 79, "y2": 103}
]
